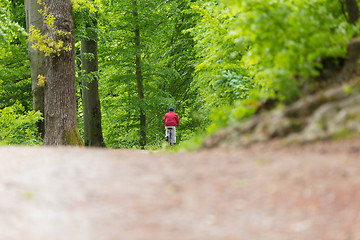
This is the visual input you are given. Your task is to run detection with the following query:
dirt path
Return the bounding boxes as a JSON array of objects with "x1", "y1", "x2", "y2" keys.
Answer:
[{"x1": 0, "y1": 136, "x2": 360, "y2": 240}]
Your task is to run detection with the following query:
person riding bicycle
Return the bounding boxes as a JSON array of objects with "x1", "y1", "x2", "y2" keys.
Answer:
[{"x1": 164, "y1": 107, "x2": 179, "y2": 144}]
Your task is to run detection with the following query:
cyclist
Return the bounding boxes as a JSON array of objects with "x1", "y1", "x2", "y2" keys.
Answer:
[{"x1": 164, "y1": 107, "x2": 179, "y2": 145}]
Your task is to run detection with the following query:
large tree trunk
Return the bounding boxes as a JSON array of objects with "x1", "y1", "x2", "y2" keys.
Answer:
[
  {"x1": 345, "y1": 0, "x2": 359, "y2": 24},
  {"x1": 81, "y1": 21, "x2": 105, "y2": 147},
  {"x1": 132, "y1": 0, "x2": 146, "y2": 149},
  {"x1": 43, "y1": 0, "x2": 83, "y2": 145},
  {"x1": 24, "y1": 0, "x2": 45, "y2": 137}
]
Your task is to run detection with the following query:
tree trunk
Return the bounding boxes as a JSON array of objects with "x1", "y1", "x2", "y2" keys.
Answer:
[
  {"x1": 43, "y1": 0, "x2": 83, "y2": 145},
  {"x1": 345, "y1": 0, "x2": 359, "y2": 24},
  {"x1": 81, "y1": 22, "x2": 105, "y2": 147},
  {"x1": 24, "y1": 0, "x2": 45, "y2": 137},
  {"x1": 132, "y1": 0, "x2": 146, "y2": 149}
]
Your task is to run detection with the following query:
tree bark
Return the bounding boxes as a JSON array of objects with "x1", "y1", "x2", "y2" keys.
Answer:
[
  {"x1": 132, "y1": 0, "x2": 147, "y2": 149},
  {"x1": 43, "y1": 0, "x2": 83, "y2": 145},
  {"x1": 24, "y1": 0, "x2": 45, "y2": 137},
  {"x1": 81, "y1": 22, "x2": 106, "y2": 147},
  {"x1": 345, "y1": 0, "x2": 359, "y2": 24}
]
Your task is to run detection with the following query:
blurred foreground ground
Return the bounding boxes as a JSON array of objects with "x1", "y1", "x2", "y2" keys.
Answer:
[{"x1": 0, "y1": 136, "x2": 360, "y2": 240}]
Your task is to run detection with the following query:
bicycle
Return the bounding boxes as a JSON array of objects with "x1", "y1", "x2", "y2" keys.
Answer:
[{"x1": 165, "y1": 126, "x2": 176, "y2": 146}]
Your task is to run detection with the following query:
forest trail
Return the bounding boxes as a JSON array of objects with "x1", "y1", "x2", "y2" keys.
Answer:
[{"x1": 0, "y1": 137, "x2": 360, "y2": 240}]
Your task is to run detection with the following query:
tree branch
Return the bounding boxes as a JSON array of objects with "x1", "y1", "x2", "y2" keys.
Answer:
[
  {"x1": 339, "y1": 0, "x2": 349, "y2": 22},
  {"x1": 14, "y1": 76, "x2": 31, "y2": 83}
]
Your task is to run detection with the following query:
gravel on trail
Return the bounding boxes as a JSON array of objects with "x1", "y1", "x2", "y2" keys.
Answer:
[{"x1": 0, "y1": 137, "x2": 360, "y2": 240}]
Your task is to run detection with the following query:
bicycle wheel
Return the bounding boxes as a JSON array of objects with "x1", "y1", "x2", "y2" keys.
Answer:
[
  {"x1": 169, "y1": 131, "x2": 172, "y2": 145},
  {"x1": 166, "y1": 128, "x2": 171, "y2": 145}
]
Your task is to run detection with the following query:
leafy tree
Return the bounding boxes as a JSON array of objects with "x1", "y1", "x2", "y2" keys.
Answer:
[
  {"x1": 0, "y1": 1, "x2": 41, "y2": 145},
  {"x1": 2, "y1": 0, "x2": 357, "y2": 147},
  {"x1": 81, "y1": 23, "x2": 106, "y2": 147},
  {"x1": 25, "y1": 0, "x2": 45, "y2": 136},
  {"x1": 189, "y1": 1, "x2": 252, "y2": 109},
  {"x1": 185, "y1": 0, "x2": 253, "y2": 132},
  {"x1": 0, "y1": 0, "x2": 31, "y2": 110},
  {"x1": 185, "y1": 0, "x2": 358, "y2": 133},
  {"x1": 30, "y1": 0, "x2": 83, "y2": 145},
  {"x1": 99, "y1": 0, "x2": 198, "y2": 148},
  {"x1": 221, "y1": 0, "x2": 354, "y2": 101},
  {"x1": 73, "y1": 0, "x2": 105, "y2": 147},
  {"x1": 131, "y1": 0, "x2": 147, "y2": 149}
]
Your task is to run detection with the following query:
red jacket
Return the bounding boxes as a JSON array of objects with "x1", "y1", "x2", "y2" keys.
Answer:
[{"x1": 164, "y1": 111, "x2": 179, "y2": 127}]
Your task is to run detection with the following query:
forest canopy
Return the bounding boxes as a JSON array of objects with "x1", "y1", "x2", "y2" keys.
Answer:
[{"x1": 0, "y1": 0, "x2": 359, "y2": 148}]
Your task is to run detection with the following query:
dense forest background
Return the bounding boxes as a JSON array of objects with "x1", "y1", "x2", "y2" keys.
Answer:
[{"x1": 0, "y1": 0, "x2": 359, "y2": 149}]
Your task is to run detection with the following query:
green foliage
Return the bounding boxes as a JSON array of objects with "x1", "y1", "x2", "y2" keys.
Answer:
[
  {"x1": 3, "y1": 0, "x2": 26, "y2": 29},
  {"x1": 1, "y1": 0, "x2": 358, "y2": 148},
  {"x1": 0, "y1": 44, "x2": 31, "y2": 109},
  {"x1": 186, "y1": 0, "x2": 357, "y2": 134},
  {"x1": 215, "y1": 70, "x2": 252, "y2": 102},
  {"x1": 28, "y1": 0, "x2": 72, "y2": 56},
  {"x1": 206, "y1": 100, "x2": 256, "y2": 133},
  {"x1": 98, "y1": 0, "x2": 200, "y2": 149},
  {"x1": 0, "y1": 0, "x2": 31, "y2": 110},
  {"x1": 185, "y1": 0, "x2": 254, "y2": 134},
  {"x1": 174, "y1": 132, "x2": 207, "y2": 151},
  {"x1": 72, "y1": 0, "x2": 101, "y2": 41},
  {"x1": 189, "y1": 1, "x2": 252, "y2": 108},
  {"x1": 222, "y1": 0, "x2": 353, "y2": 100},
  {"x1": 0, "y1": 103, "x2": 43, "y2": 145},
  {"x1": 72, "y1": 0, "x2": 103, "y2": 13},
  {"x1": 0, "y1": 2, "x2": 26, "y2": 45},
  {"x1": 0, "y1": 1, "x2": 38, "y2": 146}
]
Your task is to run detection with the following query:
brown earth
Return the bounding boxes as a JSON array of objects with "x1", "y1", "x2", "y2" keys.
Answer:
[{"x1": 0, "y1": 136, "x2": 360, "y2": 240}]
